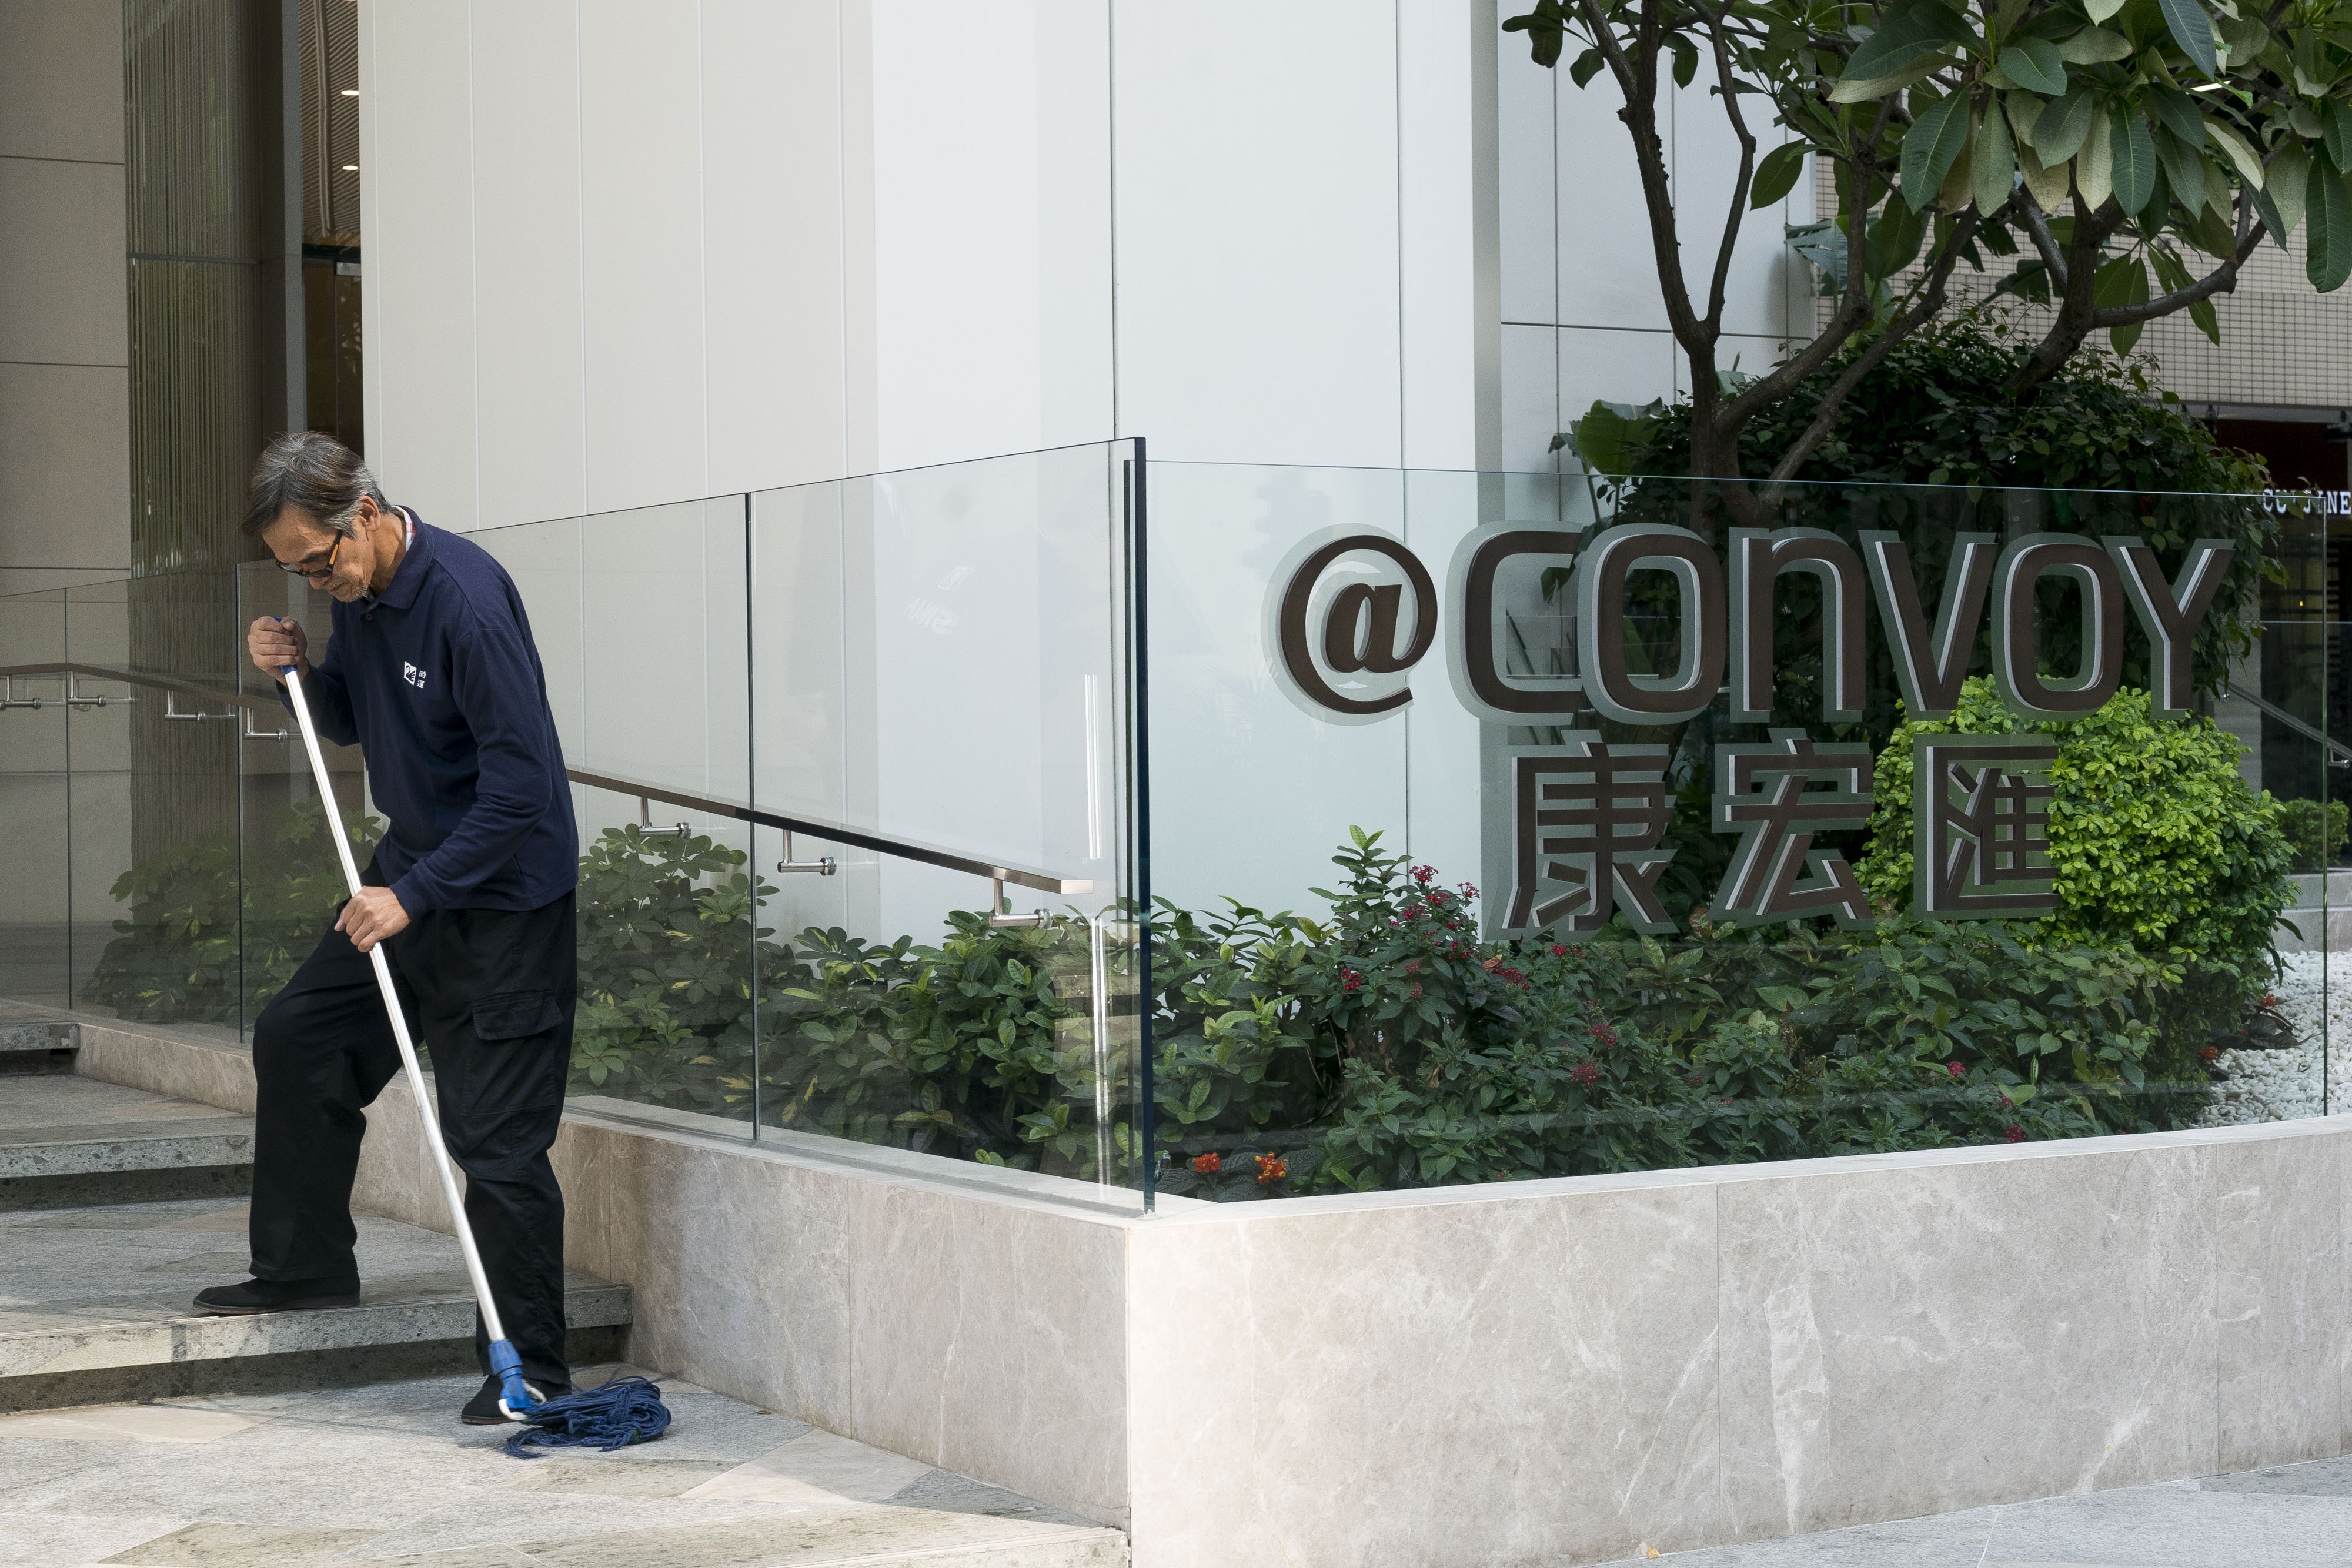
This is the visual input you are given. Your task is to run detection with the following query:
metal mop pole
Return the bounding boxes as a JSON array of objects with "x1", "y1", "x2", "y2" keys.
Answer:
[{"x1": 279, "y1": 660, "x2": 540, "y2": 1417}]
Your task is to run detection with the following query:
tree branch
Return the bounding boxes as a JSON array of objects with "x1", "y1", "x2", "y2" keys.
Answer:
[
  {"x1": 1760, "y1": 206, "x2": 1986, "y2": 494},
  {"x1": 2092, "y1": 212, "x2": 2268, "y2": 327}
]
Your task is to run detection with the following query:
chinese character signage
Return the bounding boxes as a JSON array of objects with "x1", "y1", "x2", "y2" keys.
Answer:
[{"x1": 1266, "y1": 519, "x2": 2229, "y2": 937}]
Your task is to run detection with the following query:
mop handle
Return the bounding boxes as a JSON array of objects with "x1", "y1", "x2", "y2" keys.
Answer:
[{"x1": 279, "y1": 657, "x2": 509, "y2": 1348}]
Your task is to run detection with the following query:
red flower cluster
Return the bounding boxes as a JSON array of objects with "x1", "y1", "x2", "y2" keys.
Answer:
[
  {"x1": 2003, "y1": 1125, "x2": 2026, "y2": 1144},
  {"x1": 1404, "y1": 959, "x2": 1421, "y2": 974},
  {"x1": 1549, "y1": 944, "x2": 1569, "y2": 958},
  {"x1": 1254, "y1": 1152, "x2": 1288, "y2": 1183},
  {"x1": 1190, "y1": 1152, "x2": 1221, "y2": 1174},
  {"x1": 1946, "y1": 1062, "x2": 1966, "y2": 1079},
  {"x1": 1588, "y1": 1021, "x2": 1620, "y2": 1048},
  {"x1": 1495, "y1": 967, "x2": 1528, "y2": 988},
  {"x1": 1411, "y1": 864, "x2": 1438, "y2": 885},
  {"x1": 1341, "y1": 968, "x2": 1364, "y2": 994},
  {"x1": 2199, "y1": 1044, "x2": 2221, "y2": 1062},
  {"x1": 1569, "y1": 1062, "x2": 1603, "y2": 1089}
]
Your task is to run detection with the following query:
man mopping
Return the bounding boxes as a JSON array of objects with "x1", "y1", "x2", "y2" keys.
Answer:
[{"x1": 196, "y1": 430, "x2": 580, "y2": 1426}]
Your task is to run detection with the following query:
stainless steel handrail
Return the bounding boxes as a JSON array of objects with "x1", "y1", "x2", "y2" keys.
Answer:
[
  {"x1": 2227, "y1": 681, "x2": 2352, "y2": 769},
  {"x1": 0, "y1": 661, "x2": 1095, "y2": 896}
]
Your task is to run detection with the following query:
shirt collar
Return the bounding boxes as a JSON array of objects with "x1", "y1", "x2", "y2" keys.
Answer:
[{"x1": 366, "y1": 506, "x2": 432, "y2": 610}]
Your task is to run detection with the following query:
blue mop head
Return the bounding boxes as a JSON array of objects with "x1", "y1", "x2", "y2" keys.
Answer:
[{"x1": 503, "y1": 1375, "x2": 673, "y2": 1457}]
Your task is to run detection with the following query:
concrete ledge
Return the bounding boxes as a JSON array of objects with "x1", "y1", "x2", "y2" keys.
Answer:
[{"x1": 54, "y1": 1006, "x2": 2352, "y2": 1566}]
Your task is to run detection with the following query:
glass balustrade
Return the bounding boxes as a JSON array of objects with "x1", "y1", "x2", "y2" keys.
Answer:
[{"x1": 0, "y1": 446, "x2": 2332, "y2": 1213}]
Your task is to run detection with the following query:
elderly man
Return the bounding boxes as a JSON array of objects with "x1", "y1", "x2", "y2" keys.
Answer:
[{"x1": 198, "y1": 430, "x2": 580, "y2": 1425}]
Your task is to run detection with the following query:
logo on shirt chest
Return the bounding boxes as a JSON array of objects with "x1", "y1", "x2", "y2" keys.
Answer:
[{"x1": 402, "y1": 661, "x2": 429, "y2": 692}]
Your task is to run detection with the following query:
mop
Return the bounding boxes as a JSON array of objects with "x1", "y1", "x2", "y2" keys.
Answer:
[{"x1": 279, "y1": 648, "x2": 670, "y2": 1451}]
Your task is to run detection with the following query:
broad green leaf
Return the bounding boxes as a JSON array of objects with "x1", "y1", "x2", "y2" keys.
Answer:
[
  {"x1": 2156, "y1": 0, "x2": 2219, "y2": 78},
  {"x1": 1902, "y1": 89, "x2": 1975, "y2": 209},
  {"x1": 1999, "y1": 39, "x2": 2067, "y2": 95},
  {"x1": 1869, "y1": 200, "x2": 1928, "y2": 276},
  {"x1": 2093, "y1": 255, "x2": 2150, "y2": 353},
  {"x1": 2058, "y1": 26, "x2": 2133, "y2": 64},
  {"x1": 2190, "y1": 292, "x2": 2220, "y2": 343},
  {"x1": 2307, "y1": 158, "x2": 2352, "y2": 291},
  {"x1": 2293, "y1": 102, "x2": 2324, "y2": 141},
  {"x1": 1840, "y1": 1, "x2": 1976, "y2": 84},
  {"x1": 2330, "y1": 102, "x2": 2352, "y2": 172},
  {"x1": 2112, "y1": 112, "x2": 2157, "y2": 214},
  {"x1": 2019, "y1": 140, "x2": 2071, "y2": 209},
  {"x1": 1568, "y1": 47, "x2": 1605, "y2": 88},
  {"x1": 1750, "y1": 141, "x2": 1808, "y2": 208},
  {"x1": 1938, "y1": 139, "x2": 1977, "y2": 210},
  {"x1": 2149, "y1": 89, "x2": 2205, "y2": 149},
  {"x1": 2266, "y1": 139, "x2": 2309, "y2": 237},
  {"x1": 2034, "y1": 89, "x2": 2098, "y2": 162},
  {"x1": 1669, "y1": 35, "x2": 1699, "y2": 89},
  {"x1": 1829, "y1": 59, "x2": 1955, "y2": 103},
  {"x1": 1973, "y1": 99, "x2": 2017, "y2": 213},
  {"x1": 2077, "y1": 105, "x2": 2115, "y2": 208},
  {"x1": 2004, "y1": 91, "x2": 2044, "y2": 152},
  {"x1": 2203, "y1": 116, "x2": 2263, "y2": 187},
  {"x1": 2153, "y1": 126, "x2": 2209, "y2": 213},
  {"x1": 2085, "y1": 0, "x2": 2125, "y2": 19}
]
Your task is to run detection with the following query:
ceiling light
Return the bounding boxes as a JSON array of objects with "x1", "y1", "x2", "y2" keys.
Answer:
[
  {"x1": 342, "y1": 164, "x2": 357, "y2": 172},
  {"x1": 341, "y1": 89, "x2": 358, "y2": 96}
]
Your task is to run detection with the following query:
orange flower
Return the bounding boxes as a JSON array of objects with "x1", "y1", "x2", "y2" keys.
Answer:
[
  {"x1": 1254, "y1": 1152, "x2": 1288, "y2": 1184},
  {"x1": 1191, "y1": 1152, "x2": 1221, "y2": 1174}
]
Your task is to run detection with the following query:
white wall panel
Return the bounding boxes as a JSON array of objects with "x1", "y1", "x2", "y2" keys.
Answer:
[
  {"x1": 1032, "y1": 0, "x2": 1115, "y2": 454},
  {"x1": 1499, "y1": 321, "x2": 1559, "y2": 474},
  {"x1": 868, "y1": 3, "x2": 1044, "y2": 470},
  {"x1": 364, "y1": 1, "x2": 479, "y2": 530},
  {"x1": 1111, "y1": 0, "x2": 1402, "y2": 470},
  {"x1": 1554, "y1": 73, "x2": 1665, "y2": 334},
  {"x1": 703, "y1": 0, "x2": 848, "y2": 496},
  {"x1": 1398, "y1": 0, "x2": 1482, "y2": 471},
  {"x1": 579, "y1": 0, "x2": 706, "y2": 513},
  {"x1": 471, "y1": 0, "x2": 586, "y2": 529},
  {"x1": 1495, "y1": 31, "x2": 1554, "y2": 329}
]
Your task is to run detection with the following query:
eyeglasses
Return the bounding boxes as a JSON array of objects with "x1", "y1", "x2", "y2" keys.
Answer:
[{"x1": 276, "y1": 534, "x2": 342, "y2": 580}]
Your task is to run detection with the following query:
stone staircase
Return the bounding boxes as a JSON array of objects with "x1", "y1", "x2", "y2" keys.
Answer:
[{"x1": 0, "y1": 1015, "x2": 631, "y2": 1413}]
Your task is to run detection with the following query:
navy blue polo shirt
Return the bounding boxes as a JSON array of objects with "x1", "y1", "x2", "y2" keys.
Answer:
[{"x1": 282, "y1": 509, "x2": 577, "y2": 915}]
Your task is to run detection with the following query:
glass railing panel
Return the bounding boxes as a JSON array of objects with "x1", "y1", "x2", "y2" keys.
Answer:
[
  {"x1": 71, "y1": 567, "x2": 248, "y2": 1034},
  {"x1": 1147, "y1": 464, "x2": 2300, "y2": 1200},
  {"x1": 59, "y1": 580, "x2": 137, "y2": 1018},
  {"x1": 747, "y1": 443, "x2": 1144, "y2": 1207},
  {"x1": 475, "y1": 500, "x2": 759, "y2": 1139},
  {"x1": 0, "y1": 589, "x2": 73, "y2": 1011}
]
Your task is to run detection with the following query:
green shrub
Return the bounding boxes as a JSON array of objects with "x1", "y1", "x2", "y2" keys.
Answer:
[
  {"x1": 2278, "y1": 798, "x2": 2350, "y2": 874},
  {"x1": 82, "y1": 795, "x2": 384, "y2": 1024},
  {"x1": 79, "y1": 813, "x2": 2215, "y2": 1201},
  {"x1": 1856, "y1": 679, "x2": 2290, "y2": 1045}
]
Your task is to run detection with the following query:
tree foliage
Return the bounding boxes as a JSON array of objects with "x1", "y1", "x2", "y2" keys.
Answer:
[{"x1": 1504, "y1": 0, "x2": 2350, "y2": 499}]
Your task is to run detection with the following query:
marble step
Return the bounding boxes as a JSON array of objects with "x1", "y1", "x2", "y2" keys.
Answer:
[
  {"x1": 0, "y1": 1193, "x2": 633, "y2": 1412},
  {"x1": 0, "y1": 1011, "x2": 75, "y2": 1074},
  {"x1": 0, "y1": 1072, "x2": 255, "y2": 1208}
]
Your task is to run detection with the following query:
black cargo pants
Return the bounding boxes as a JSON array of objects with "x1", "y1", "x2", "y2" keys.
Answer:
[{"x1": 248, "y1": 862, "x2": 576, "y2": 1389}]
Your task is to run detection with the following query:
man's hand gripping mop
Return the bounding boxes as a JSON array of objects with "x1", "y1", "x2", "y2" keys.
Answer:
[{"x1": 280, "y1": 654, "x2": 669, "y2": 1455}]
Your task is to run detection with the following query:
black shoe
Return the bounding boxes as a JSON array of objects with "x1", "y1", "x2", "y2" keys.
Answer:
[
  {"x1": 461, "y1": 1373, "x2": 571, "y2": 1425},
  {"x1": 192, "y1": 1275, "x2": 361, "y2": 1315}
]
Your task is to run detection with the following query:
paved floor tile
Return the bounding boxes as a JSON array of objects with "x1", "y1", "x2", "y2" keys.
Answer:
[{"x1": 2, "y1": 1368, "x2": 1123, "y2": 1567}]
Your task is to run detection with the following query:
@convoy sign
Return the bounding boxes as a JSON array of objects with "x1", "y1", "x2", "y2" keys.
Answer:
[{"x1": 1265, "y1": 521, "x2": 2233, "y2": 939}]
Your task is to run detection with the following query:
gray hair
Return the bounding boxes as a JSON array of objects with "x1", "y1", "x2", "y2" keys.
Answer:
[{"x1": 241, "y1": 431, "x2": 390, "y2": 537}]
